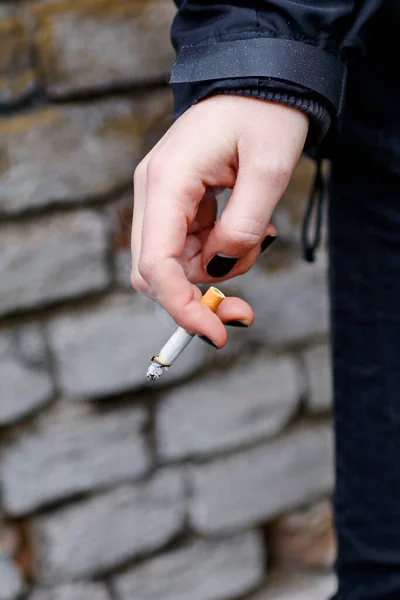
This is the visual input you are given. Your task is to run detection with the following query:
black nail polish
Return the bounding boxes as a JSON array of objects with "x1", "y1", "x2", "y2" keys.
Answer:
[
  {"x1": 261, "y1": 235, "x2": 277, "y2": 253},
  {"x1": 226, "y1": 321, "x2": 249, "y2": 328},
  {"x1": 206, "y1": 255, "x2": 238, "y2": 278},
  {"x1": 198, "y1": 335, "x2": 219, "y2": 349}
]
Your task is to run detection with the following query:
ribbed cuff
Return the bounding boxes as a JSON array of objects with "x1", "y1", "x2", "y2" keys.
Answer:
[
  {"x1": 172, "y1": 77, "x2": 333, "y2": 150},
  {"x1": 210, "y1": 88, "x2": 331, "y2": 149}
]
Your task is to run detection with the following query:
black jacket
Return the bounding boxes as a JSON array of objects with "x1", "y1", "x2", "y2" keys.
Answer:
[{"x1": 170, "y1": 0, "x2": 400, "y2": 172}]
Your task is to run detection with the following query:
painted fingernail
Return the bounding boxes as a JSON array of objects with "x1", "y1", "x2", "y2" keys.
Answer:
[
  {"x1": 206, "y1": 255, "x2": 238, "y2": 278},
  {"x1": 261, "y1": 235, "x2": 277, "y2": 253},
  {"x1": 198, "y1": 335, "x2": 219, "y2": 349},
  {"x1": 226, "y1": 321, "x2": 249, "y2": 328}
]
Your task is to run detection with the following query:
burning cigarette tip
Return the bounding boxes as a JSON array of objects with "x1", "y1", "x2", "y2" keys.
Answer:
[{"x1": 146, "y1": 359, "x2": 167, "y2": 381}]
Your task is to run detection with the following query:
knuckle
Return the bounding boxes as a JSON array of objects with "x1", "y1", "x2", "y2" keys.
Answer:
[
  {"x1": 133, "y1": 160, "x2": 147, "y2": 186},
  {"x1": 224, "y1": 226, "x2": 260, "y2": 251},
  {"x1": 147, "y1": 154, "x2": 167, "y2": 182},
  {"x1": 266, "y1": 162, "x2": 291, "y2": 189},
  {"x1": 138, "y1": 253, "x2": 156, "y2": 280},
  {"x1": 251, "y1": 158, "x2": 290, "y2": 189},
  {"x1": 130, "y1": 270, "x2": 147, "y2": 294}
]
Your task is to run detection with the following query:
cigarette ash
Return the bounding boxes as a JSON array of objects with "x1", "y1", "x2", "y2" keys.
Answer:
[{"x1": 146, "y1": 360, "x2": 168, "y2": 381}]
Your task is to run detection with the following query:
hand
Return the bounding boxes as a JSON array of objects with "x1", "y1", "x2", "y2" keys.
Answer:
[{"x1": 131, "y1": 95, "x2": 308, "y2": 347}]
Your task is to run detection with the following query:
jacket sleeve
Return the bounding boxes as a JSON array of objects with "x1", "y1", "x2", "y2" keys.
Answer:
[{"x1": 170, "y1": 0, "x2": 383, "y2": 147}]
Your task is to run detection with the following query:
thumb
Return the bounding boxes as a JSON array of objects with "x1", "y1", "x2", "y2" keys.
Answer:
[{"x1": 202, "y1": 154, "x2": 290, "y2": 278}]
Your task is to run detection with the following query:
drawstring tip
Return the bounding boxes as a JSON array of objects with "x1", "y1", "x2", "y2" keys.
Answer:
[{"x1": 303, "y1": 248, "x2": 316, "y2": 263}]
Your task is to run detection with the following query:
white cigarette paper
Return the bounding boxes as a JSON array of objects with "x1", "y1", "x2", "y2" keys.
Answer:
[
  {"x1": 146, "y1": 287, "x2": 225, "y2": 381},
  {"x1": 155, "y1": 327, "x2": 195, "y2": 367}
]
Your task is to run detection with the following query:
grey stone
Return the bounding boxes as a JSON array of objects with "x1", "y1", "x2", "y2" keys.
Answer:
[
  {"x1": 113, "y1": 531, "x2": 264, "y2": 600},
  {"x1": 0, "y1": 5, "x2": 37, "y2": 106},
  {"x1": 114, "y1": 249, "x2": 131, "y2": 289},
  {"x1": 303, "y1": 345, "x2": 332, "y2": 413},
  {"x1": 189, "y1": 423, "x2": 334, "y2": 535},
  {"x1": 0, "y1": 556, "x2": 24, "y2": 600},
  {"x1": 14, "y1": 324, "x2": 48, "y2": 366},
  {"x1": 0, "y1": 331, "x2": 54, "y2": 426},
  {"x1": 32, "y1": 469, "x2": 185, "y2": 583},
  {"x1": 0, "y1": 99, "x2": 145, "y2": 215},
  {"x1": 1, "y1": 404, "x2": 150, "y2": 516},
  {"x1": 0, "y1": 211, "x2": 110, "y2": 315},
  {"x1": 30, "y1": 583, "x2": 110, "y2": 600},
  {"x1": 157, "y1": 354, "x2": 300, "y2": 460},
  {"x1": 30, "y1": 0, "x2": 176, "y2": 98},
  {"x1": 249, "y1": 569, "x2": 337, "y2": 600},
  {"x1": 225, "y1": 256, "x2": 329, "y2": 348},
  {"x1": 48, "y1": 295, "x2": 209, "y2": 399}
]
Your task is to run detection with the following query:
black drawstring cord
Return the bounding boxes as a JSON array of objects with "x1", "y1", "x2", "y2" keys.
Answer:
[{"x1": 301, "y1": 157, "x2": 325, "y2": 263}]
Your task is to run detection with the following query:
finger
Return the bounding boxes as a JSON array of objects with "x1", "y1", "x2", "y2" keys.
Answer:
[
  {"x1": 185, "y1": 222, "x2": 277, "y2": 284},
  {"x1": 188, "y1": 189, "x2": 217, "y2": 234},
  {"x1": 181, "y1": 225, "x2": 214, "y2": 266},
  {"x1": 138, "y1": 162, "x2": 227, "y2": 340},
  {"x1": 202, "y1": 150, "x2": 290, "y2": 279},
  {"x1": 131, "y1": 160, "x2": 149, "y2": 295},
  {"x1": 215, "y1": 296, "x2": 254, "y2": 327},
  {"x1": 138, "y1": 162, "x2": 222, "y2": 340},
  {"x1": 144, "y1": 258, "x2": 228, "y2": 347}
]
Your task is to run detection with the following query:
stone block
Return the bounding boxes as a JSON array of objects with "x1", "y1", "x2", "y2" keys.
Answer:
[
  {"x1": 113, "y1": 531, "x2": 264, "y2": 600},
  {"x1": 30, "y1": 583, "x2": 110, "y2": 600},
  {"x1": 225, "y1": 257, "x2": 329, "y2": 348},
  {"x1": 249, "y1": 569, "x2": 337, "y2": 600},
  {"x1": 30, "y1": 0, "x2": 176, "y2": 97},
  {"x1": 1, "y1": 404, "x2": 150, "y2": 515},
  {"x1": 0, "y1": 5, "x2": 36, "y2": 106},
  {"x1": 0, "y1": 211, "x2": 110, "y2": 315},
  {"x1": 268, "y1": 500, "x2": 336, "y2": 569},
  {"x1": 0, "y1": 556, "x2": 24, "y2": 600},
  {"x1": 48, "y1": 295, "x2": 209, "y2": 398},
  {"x1": 189, "y1": 423, "x2": 334, "y2": 534},
  {"x1": 0, "y1": 330, "x2": 53, "y2": 425},
  {"x1": 303, "y1": 344, "x2": 332, "y2": 413},
  {"x1": 31, "y1": 469, "x2": 185, "y2": 582},
  {"x1": 157, "y1": 354, "x2": 300, "y2": 459},
  {"x1": 0, "y1": 99, "x2": 144, "y2": 215}
]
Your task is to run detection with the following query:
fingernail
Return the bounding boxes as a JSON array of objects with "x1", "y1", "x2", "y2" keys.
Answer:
[
  {"x1": 198, "y1": 335, "x2": 219, "y2": 349},
  {"x1": 261, "y1": 235, "x2": 276, "y2": 253},
  {"x1": 206, "y1": 255, "x2": 238, "y2": 278},
  {"x1": 226, "y1": 321, "x2": 249, "y2": 328}
]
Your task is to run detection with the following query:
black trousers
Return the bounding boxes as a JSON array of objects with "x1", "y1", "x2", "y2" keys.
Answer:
[{"x1": 329, "y1": 156, "x2": 400, "y2": 599}]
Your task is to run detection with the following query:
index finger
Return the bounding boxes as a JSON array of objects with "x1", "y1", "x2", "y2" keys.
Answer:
[
  {"x1": 153, "y1": 259, "x2": 227, "y2": 346},
  {"x1": 139, "y1": 167, "x2": 227, "y2": 345}
]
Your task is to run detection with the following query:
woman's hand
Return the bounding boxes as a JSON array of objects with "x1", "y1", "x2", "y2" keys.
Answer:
[{"x1": 131, "y1": 95, "x2": 308, "y2": 348}]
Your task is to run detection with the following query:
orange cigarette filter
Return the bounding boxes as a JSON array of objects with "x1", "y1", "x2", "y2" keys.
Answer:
[{"x1": 200, "y1": 286, "x2": 225, "y2": 312}]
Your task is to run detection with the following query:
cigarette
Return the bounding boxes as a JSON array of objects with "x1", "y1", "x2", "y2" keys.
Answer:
[{"x1": 146, "y1": 287, "x2": 225, "y2": 381}]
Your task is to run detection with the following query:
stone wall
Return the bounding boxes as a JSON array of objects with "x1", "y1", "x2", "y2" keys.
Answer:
[{"x1": 0, "y1": 1, "x2": 336, "y2": 598}]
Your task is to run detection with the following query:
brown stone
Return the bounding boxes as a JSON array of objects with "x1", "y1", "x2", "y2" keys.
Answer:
[
  {"x1": 0, "y1": 91, "x2": 171, "y2": 215},
  {"x1": 0, "y1": 523, "x2": 21, "y2": 559},
  {"x1": 0, "y1": 5, "x2": 36, "y2": 106},
  {"x1": 29, "y1": 0, "x2": 176, "y2": 98},
  {"x1": 249, "y1": 568, "x2": 337, "y2": 600},
  {"x1": 268, "y1": 500, "x2": 337, "y2": 570}
]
